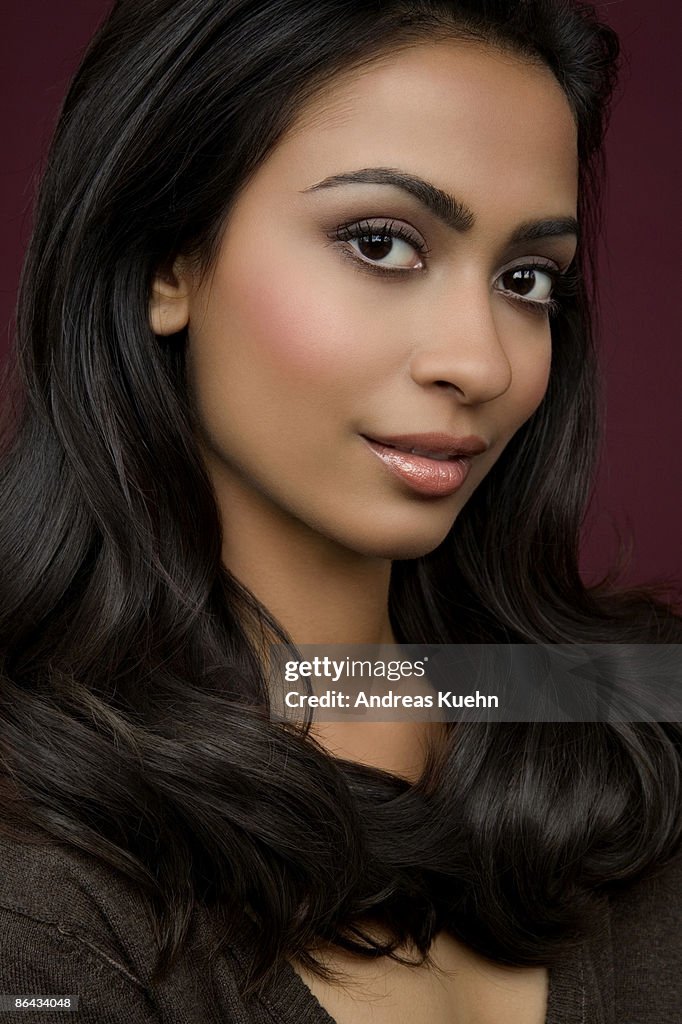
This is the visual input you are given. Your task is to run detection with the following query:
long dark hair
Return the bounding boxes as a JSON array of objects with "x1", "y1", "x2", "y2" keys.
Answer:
[{"x1": 1, "y1": 0, "x2": 681, "y2": 998}]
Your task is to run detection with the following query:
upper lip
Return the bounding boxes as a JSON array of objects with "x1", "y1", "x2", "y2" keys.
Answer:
[{"x1": 362, "y1": 432, "x2": 489, "y2": 457}]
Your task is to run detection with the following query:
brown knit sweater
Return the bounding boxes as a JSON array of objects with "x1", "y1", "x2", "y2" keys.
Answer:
[{"x1": 0, "y1": 834, "x2": 680, "y2": 1023}]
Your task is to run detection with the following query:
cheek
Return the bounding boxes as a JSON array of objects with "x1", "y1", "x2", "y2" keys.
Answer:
[
  {"x1": 507, "y1": 330, "x2": 553, "y2": 430},
  {"x1": 215, "y1": 250, "x2": 372, "y2": 392},
  {"x1": 527, "y1": 342, "x2": 552, "y2": 406}
]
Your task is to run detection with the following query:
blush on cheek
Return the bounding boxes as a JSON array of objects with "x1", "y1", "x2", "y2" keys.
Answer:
[{"x1": 228, "y1": 259, "x2": 362, "y2": 381}]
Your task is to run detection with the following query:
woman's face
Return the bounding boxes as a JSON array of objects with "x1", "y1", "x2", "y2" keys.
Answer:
[{"x1": 168, "y1": 40, "x2": 578, "y2": 562}]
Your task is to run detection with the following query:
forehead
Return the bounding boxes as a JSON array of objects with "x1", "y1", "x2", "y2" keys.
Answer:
[{"x1": 263, "y1": 39, "x2": 578, "y2": 224}]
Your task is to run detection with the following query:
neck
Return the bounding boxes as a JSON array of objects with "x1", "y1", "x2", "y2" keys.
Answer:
[
  {"x1": 210, "y1": 461, "x2": 446, "y2": 783},
  {"x1": 218, "y1": 485, "x2": 396, "y2": 648}
]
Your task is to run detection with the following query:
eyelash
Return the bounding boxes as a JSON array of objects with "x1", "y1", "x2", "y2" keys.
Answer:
[{"x1": 328, "y1": 219, "x2": 577, "y2": 318}]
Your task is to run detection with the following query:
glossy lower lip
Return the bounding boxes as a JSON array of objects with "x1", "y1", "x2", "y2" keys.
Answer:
[{"x1": 362, "y1": 437, "x2": 472, "y2": 497}]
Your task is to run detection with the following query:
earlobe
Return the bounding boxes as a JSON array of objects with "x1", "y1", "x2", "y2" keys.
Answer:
[{"x1": 149, "y1": 259, "x2": 191, "y2": 335}]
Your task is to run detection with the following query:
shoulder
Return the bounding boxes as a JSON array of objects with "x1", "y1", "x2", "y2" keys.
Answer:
[
  {"x1": 0, "y1": 832, "x2": 263, "y2": 1024},
  {"x1": 0, "y1": 832, "x2": 162, "y2": 1020},
  {"x1": 0, "y1": 831, "x2": 157, "y2": 967},
  {"x1": 607, "y1": 848, "x2": 682, "y2": 1021},
  {"x1": 608, "y1": 845, "x2": 682, "y2": 944}
]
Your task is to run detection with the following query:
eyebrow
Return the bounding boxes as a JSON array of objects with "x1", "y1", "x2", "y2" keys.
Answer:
[{"x1": 301, "y1": 167, "x2": 579, "y2": 244}]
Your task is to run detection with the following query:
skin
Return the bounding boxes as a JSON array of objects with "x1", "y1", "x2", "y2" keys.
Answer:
[
  {"x1": 150, "y1": 39, "x2": 578, "y2": 785},
  {"x1": 151, "y1": 40, "x2": 578, "y2": 1022}
]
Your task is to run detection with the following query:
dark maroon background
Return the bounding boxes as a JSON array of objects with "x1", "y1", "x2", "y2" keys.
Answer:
[{"x1": 1, "y1": 2, "x2": 680, "y2": 593}]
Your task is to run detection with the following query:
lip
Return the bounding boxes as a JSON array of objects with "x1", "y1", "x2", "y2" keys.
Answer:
[
  {"x1": 361, "y1": 432, "x2": 486, "y2": 497},
  {"x1": 361, "y1": 432, "x2": 489, "y2": 458}
]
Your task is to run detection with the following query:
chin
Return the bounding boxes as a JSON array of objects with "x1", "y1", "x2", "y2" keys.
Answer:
[{"x1": 333, "y1": 517, "x2": 457, "y2": 562}]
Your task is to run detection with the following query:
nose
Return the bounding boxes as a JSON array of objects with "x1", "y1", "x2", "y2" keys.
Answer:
[{"x1": 409, "y1": 279, "x2": 513, "y2": 405}]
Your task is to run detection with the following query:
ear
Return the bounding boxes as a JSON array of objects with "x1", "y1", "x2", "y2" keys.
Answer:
[{"x1": 149, "y1": 258, "x2": 191, "y2": 335}]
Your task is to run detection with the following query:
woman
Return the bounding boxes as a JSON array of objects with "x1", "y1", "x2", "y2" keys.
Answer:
[{"x1": 0, "y1": 1, "x2": 680, "y2": 1022}]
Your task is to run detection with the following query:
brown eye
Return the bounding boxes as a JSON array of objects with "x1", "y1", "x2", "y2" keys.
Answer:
[
  {"x1": 352, "y1": 231, "x2": 422, "y2": 269},
  {"x1": 356, "y1": 233, "x2": 394, "y2": 261},
  {"x1": 498, "y1": 266, "x2": 554, "y2": 301},
  {"x1": 330, "y1": 219, "x2": 429, "y2": 273}
]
